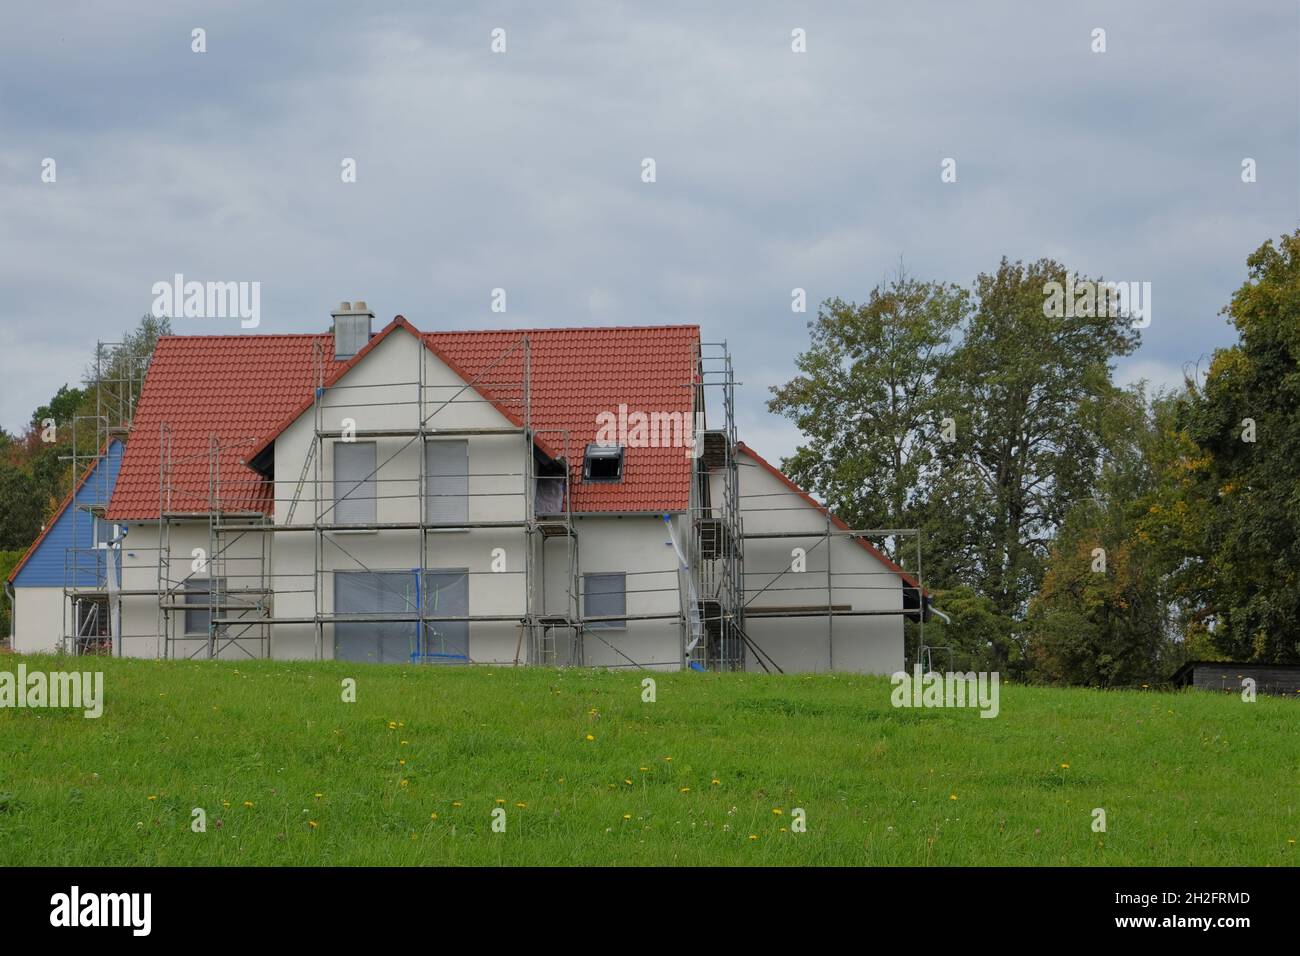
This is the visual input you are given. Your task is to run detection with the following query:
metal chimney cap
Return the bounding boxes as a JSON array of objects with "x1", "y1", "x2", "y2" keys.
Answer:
[{"x1": 352, "y1": 300, "x2": 369, "y2": 312}]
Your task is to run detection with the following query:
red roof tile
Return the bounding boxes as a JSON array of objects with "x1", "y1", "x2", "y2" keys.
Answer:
[{"x1": 107, "y1": 319, "x2": 699, "y2": 520}]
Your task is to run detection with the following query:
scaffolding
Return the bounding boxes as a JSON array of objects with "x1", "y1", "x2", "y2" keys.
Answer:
[
  {"x1": 152, "y1": 333, "x2": 598, "y2": 665},
  {"x1": 737, "y1": 523, "x2": 928, "y2": 670},
  {"x1": 121, "y1": 326, "x2": 926, "y2": 670},
  {"x1": 60, "y1": 340, "x2": 146, "y2": 655},
  {"x1": 686, "y1": 342, "x2": 747, "y2": 670}
]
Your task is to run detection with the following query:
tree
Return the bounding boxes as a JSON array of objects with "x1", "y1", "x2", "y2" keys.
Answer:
[
  {"x1": 1028, "y1": 388, "x2": 1195, "y2": 684},
  {"x1": 773, "y1": 257, "x2": 1141, "y2": 677},
  {"x1": 768, "y1": 267, "x2": 966, "y2": 564},
  {"x1": 3, "y1": 315, "x2": 172, "y2": 553},
  {"x1": 0, "y1": 466, "x2": 42, "y2": 551},
  {"x1": 913, "y1": 584, "x2": 1011, "y2": 672},
  {"x1": 935, "y1": 258, "x2": 1140, "y2": 670},
  {"x1": 0, "y1": 549, "x2": 21, "y2": 643},
  {"x1": 1177, "y1": 231, "x2": 1300, "y2": 663}
]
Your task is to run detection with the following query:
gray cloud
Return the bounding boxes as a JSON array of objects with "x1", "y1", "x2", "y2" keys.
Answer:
[{"x1": 1, "y1": 1, "x2": 1295, "y2": 463}]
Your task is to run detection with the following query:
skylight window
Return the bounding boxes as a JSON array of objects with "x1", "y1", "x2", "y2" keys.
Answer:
[{"x1": 583, "y1": 444, "x2": 624, "y2": 483}]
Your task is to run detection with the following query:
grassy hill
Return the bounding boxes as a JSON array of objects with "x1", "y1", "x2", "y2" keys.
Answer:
[{"x1": 0, "y1": 655, "x2": 1295, "y2": 866}]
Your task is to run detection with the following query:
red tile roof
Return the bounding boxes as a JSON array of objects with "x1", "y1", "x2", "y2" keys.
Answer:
[
  {"x1": 107, "y1": 318, "x2": 699, "y2": 520},
  {"x1": 735, "y1": 441, "x2": 926, "y2": 594}
]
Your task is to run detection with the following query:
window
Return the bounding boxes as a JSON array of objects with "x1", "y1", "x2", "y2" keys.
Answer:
[
  {"x1": 584, "y1": 572, "x2": 626, "y2": 630},
  {"x1": 184, "y1": 577, "x2": 225, "y2": 636},
  {"x1": 425, "y1": 440, "x2": 468, "y2": 525},
  {"x1": 334, "y1": 441, "x2": 376, "y2": 525},
  {"x1": 583, "y1": 444, "x2": 624, "y2": 482},
  {"x1": 419, "y1": 570, "x2": 470, "y2": 662},
  {"x1": 333, "y1": 570, "x2": 468, "y2": 664}
]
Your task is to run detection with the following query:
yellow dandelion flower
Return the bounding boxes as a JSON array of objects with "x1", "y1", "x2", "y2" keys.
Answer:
[
  {"x1": 221, "y1": 800, "x2": 230, "y2": 808},
  {"x1": 495, "y1": 799, "x2": 506, "y2": 805},
  {"x1": 430, "y1": 812, "x2": 439, "y2": 820},
  {"x1": 452, "y1": 801, "x2": 463, "y2": 807},
  {"x1": 585, "y1": 734, "x2": 595, "y2": 741},
  {"x1": 400, "y1": 740, "x2": 409, "y2": 746},
  {"x1": 639, "y1": 766, "x2": 649, "y2": 772},
  {"x1": 711, "y1": 779, "x2": 720, "y2": 786},
  {"x1": 949, "y1": 794, "x2": 958, "y2": 801},
  {"x1": 399, "y1": 759, "x2": 406, "y2": 766},
  {"x1": 1060, "y1": 763, "x2": 1070, "y2": 769},
  {"x1": 243, "y1": 801, "x2": 254, "y2": 808},
  {"x1": 314, "y1": 793, "x2": 323, "y2": 799},
  {"x1": 679, "y1": 787, "x2": 690, "y2": 794},
  {"x1": 515, "y1": 802, "x2": 527, "y2": 809},
  {"x1": 624, "y1": 779, "x2": 633, "y2": 786},
  {"x1": 308, "y1": 820, "x2": 318, "y2": 829},
  {"x1": 771, "y1": 808, "x2": 782, "y2": 816},
  {"x1": 748, "y1": 834, "x2": 759, "y2": 841},
  {"x1": 399, "y1": 779, "x2": 409, "y2": 788},
  {"x1": 387, "y1": 721, "x2": 397, "y2": 729},
  {"x1": 147, "y1": 795, "x2": 157, "y2": 802},
  {"x1": 622, "y1": 813, "x2": 632, "y2": 820}
]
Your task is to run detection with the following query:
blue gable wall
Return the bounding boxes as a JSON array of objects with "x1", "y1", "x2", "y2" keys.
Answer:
[{"x1": 12, "y1": 439, "x2": 125, "y2": 588}]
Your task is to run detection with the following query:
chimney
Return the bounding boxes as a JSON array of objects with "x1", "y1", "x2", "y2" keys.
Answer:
[{"x1": 332, "y1": 300, "x2": 374, "y2": 360}]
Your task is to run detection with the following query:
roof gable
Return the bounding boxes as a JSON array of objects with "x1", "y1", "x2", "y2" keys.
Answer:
[
  {"x1": 246, "y1": 317, "x2": 551, "y2": 464},
  {"x1": 9, "y1": 438, "x2": 125, "y2": 586},
  {"x1": 735, "y1": 441, "x2": 924, "y2": 594}
]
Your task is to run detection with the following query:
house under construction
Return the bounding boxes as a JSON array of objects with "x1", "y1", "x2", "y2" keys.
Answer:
[{"x1": 7, "y1": 304, "x2": 930, "y2": 673}]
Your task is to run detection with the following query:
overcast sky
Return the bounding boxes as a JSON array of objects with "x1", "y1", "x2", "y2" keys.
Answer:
[{"x1": 2, "y1": 1, "x2": 1296, "y2": 463}]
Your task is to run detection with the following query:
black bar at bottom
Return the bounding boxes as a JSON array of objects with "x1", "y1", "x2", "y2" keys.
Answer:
[{"x1": 0, "y1": 866, "x2": 1286, "y2": 942}]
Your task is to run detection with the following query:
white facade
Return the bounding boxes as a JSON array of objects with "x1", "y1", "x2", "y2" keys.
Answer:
[
  {"x1": 11, "y1": 588, "x2": 64, "y2": 653},
  {"x1": 728, "y1": 448, "x2": 905, "y2": 674}
]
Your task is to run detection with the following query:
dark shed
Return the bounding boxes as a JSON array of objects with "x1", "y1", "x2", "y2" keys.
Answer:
[{"x1": 1171, "y1": 661, "x2": 1300, "y2": 696}]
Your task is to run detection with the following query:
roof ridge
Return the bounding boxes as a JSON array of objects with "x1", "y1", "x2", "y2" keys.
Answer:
[
  {"x1": 153, "y1": 323, "x2": 703, "y2": 342},
  {"x1": 427, "y1": 323, "x2": 702, "y2": 335},
  {"x1": 158, "y1": 332, "x2": 331, "y2": 341}
]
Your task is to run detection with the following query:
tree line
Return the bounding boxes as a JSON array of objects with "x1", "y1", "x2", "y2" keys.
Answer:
[{"x1": 769, "y1": 232, "x2": 1300, "y2": 684}]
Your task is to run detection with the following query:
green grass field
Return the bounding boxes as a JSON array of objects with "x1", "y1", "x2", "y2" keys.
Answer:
[{"x1": 0, "y1": 655, "x2": 1296, "y2": 866}]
